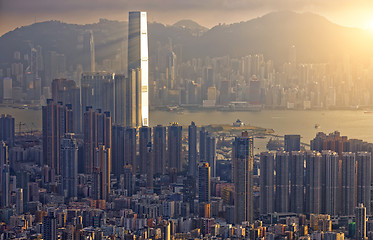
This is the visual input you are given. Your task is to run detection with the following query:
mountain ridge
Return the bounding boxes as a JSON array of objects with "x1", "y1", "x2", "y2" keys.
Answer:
[{"x1": 1, "y1": 11, "x2": 372, "y2": 71}]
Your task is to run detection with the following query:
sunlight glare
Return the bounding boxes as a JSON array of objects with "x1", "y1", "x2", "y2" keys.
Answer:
[{"x1": 364, "y1": 18, "x2": 373, "y2": 33}]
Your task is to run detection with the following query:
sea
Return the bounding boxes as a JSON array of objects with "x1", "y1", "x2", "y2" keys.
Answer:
[{"x1": 2, "y1": 107, "x2": 373, "y2": 153}]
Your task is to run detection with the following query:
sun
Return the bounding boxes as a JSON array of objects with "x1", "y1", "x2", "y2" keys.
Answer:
[{"x1": 364, "y1": 18, "x2": 373, "y2": 33}]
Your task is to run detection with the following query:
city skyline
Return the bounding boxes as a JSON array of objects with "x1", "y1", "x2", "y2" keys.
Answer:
[{"x1": 1, "y1": 3, "x2": 373, "y2": 239}]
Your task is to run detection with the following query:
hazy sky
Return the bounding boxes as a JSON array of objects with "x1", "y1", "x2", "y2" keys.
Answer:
[{"x1": 1, "y1": 0, "x2": 373, "y2": 36}]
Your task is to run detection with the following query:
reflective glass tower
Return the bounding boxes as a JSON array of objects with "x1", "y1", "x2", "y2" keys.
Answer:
[{"x1": 128, "y1": 11, "x2": 149, "y2": 127}]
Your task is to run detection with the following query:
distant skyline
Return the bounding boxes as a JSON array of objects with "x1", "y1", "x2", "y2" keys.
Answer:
[{"x1": 1, "y1": 0, "x2": 373, "y2": 36}]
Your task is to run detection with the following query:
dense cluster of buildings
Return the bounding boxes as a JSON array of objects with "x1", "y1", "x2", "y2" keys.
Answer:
[
  {"x1": 3, "y1": 112, "x2": 373, "y2": 239},
  {"x1": 2, "y1": 10, "x2": 373, "y2": 240}
]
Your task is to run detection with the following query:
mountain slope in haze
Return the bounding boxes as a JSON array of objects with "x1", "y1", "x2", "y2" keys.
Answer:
[
  {"x1": 173, "y1": 19, "x2": 208, "y2": 35},
  {"x1": 1, "y1": 11, "x2": 372, "y2": 71},
  {"x1": 188, "y1": 11, "x2": 373, "y2": 63}
]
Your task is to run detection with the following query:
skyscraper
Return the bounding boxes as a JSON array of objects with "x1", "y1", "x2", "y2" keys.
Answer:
[
  {"x1": 355, "y1": 203, "x2": 367, "y2": 240},
  {"x1": 202, "y1": 67, "x2": 214, "y2": 101},
  {"x1": 198, "y1": 162, "x2": 211, "y2": 203},
  {"x1": 60, "y1": 133, "x2": 78, "y2": 199},
  {"x1": 114, "y1": 74, "x2": 126, "y2": 124},
  {"x1": 342, "y1": 152, "x2": 356, "y2": 216},
  {"x1": 43, "y1": 99, "x2": 73, "y2": 174},
  {"x1": 284, "y1": 135, "x2": 301, "y2": 152},
  {"x1": 79, "y1": 30, "x2": 95, "y2": 72},
  {"x1": 305, "y1": 151, "x2": 322, "y2": 214},
  {"x1": 128, "y1": 11, "x2": 149, "y2": 127},
  {"x1": 0, "y1": 142, "x2": 9, "y2": 208},
  {"x1": 290, "y1": 151, "x2": 304, "y2": 213},
  {"x1": 188, "y1": 121, "x2": 197, "y2": 177},
  {"x1": 145, "y1": 141, "x2": 153, "y2": 188},
  {"x1": 356, "y1": 152, "x2": 371, "y2": 215},
  {"x1": 139, "y1": 126, "x2": 153, "y2": 188},
  {"x1": 168, "y1": 123, "x2": 182, "y2": 173},
  {"x1": 125, "y1": 69, "x2": 141, "y2": 128},
  {"x1": 93, "y1": 145, "x2": 111, "y2": 200},
  {"x1": 16, "y1": 188, "x2": 23, "y2": 215},
  {"x1": 153, "y1": 125, "x2": 166, "y2": 175},
  {"x1": 139, "y1": 126, "x2": 151, "y2": 175},
  {"x1": 124, "y1": 127, "x2": 137, "y2": 173},
  {"x1": 260, "y1": 152, "x2": 275, "y2": 214},
  {"x1": 89, "y1": 30, "x2": 95, "y2": 72},
  {"x1": 81, "y1": 73, "x2": 115, "y2": 122},
  {"x1": 1, "y1": 164, "x2": 9, "y2": 208},
  {"x1": 200, "y1": 127, "x2": 207, "y2": 162},
  {"x1": 233, "y1": 131, "x2": 254, "y2": 224},
  {"x1": 112, "y1": 125, "x2": 125, "y2": 179},
  {"x1": 322, "y1": 150, "x2": 339, "y2": 216},
  {"x1": 83, "y1": 108, "x2": 111, "y2": 174},
  {"x1": 51, "y1": 79, "x2": 81, "y2": 133},
  {"x1": 183, "y1": 176, "x2": 196, "y2": 214},
  {"x1": 43, "y1": 209, "x2": 57, "y2": 240},
  {"x1": 123, "y1": 164, "x2": 135, "y2": 196},
  {"x1": 0, "y1": 114, "x2": 14, "y2": 147},
  {"x1": 206, "y1": 133, "x2": 216, "y2": 178},
  {"x1": 275, "y1": 151, "x2": 289, "y2": 213}
]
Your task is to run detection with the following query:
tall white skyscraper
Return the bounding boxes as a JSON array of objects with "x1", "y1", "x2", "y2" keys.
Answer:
[{"x1": 128, "y1": 11, "x2": 149, "y2": 127}]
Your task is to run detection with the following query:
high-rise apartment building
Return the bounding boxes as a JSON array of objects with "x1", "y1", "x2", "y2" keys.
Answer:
[
  {"x1": 290, "y1": 151, "x2": 304, "y2": 213},
  {"x1": 233, "y1": 131, "x2": 254, "y2": 224},
  {"x1": 42, "y1": 209, "x2": 57, "y2": 240},
  {"x1": 16, "y1": 188, "x2": 23, "y2": 215},
  {"x1": 311, "y1": 131, "x2": 349, "y2": 156},
  {"x1": 355, "y1": 203, "x2": 367, "y2": 240},
  {"x1": 1, "y1": 164, "x2": 9, "y2": 208},
  {"x1": 124, "y1": 127, "x2": 137, "y2": 172},
  {"x1": 188, "y1": 121, "x2": 197, "y2": 178},
  {"x1": 139, "y1": 126, "x2": 153, "y2": 187},
  {"x1": 356, "y1": 152, "x2": 371, "y2": 215},
  {"x1": 123, "y1": 164, "x2": 135, "y2": 196},
  {"x1": 168, "y1": 123, "x2": 182, "y2": 173},
  {"x1": 322, "y1": 150, "x2": 339, "y2": 216},
  {"x1": 183, "y1": 176, "x2": 196, "y2": 214},
  {"x1": 200, "y1": 127, "x2": 207, "y2": 162},
  {"x1": 60, "y1": 133, "x2": 78, "y2": 199},
  {"x1": 145, "y1": 141, "x2": 153, "y2": 188},
  {"x1": 0, "y1": 142, "x2": 9, "y2": 208},
  {"x1": 206, "y1": 133, "x2": 216, "y2": 178},
  {"x1": 260, "y1": 152, "x2": 275, "y2": 214},
  {"x1": 92, "y1": 145, "x2": 111, "y2": 200},
  {"x1": 128, "y1": 11, "x2": 149, "y2": 127},
  {"x1": 114, "y1": 74, "x2": 126, "y2": 124},
  {"x1": 305, "y1": 151, "x2": 322, "y2": 214},
  {"x1": 0, "y1": 114, "x2": 14, "y2": 147},
  {"x1": 139, "y1": 126, "x2": 151, "y2": 175},
  {"x1": 112, "y1": 125, "x2": 125, "y2": 179},
  {"x1": 153, "y1": 125, "x2": 166, "y2": 175},
  {"x1": 284, "y1": 135, "x2": 301, "y2": 152},
  {"x1": 83, "y1": 108, "x2": 111, "y2": 174},
  {"x1": 42, "y1": 99, "x2": 73, "y2": 174},
  {"x1": 51, "y1": 79, "x2": 81, "y2": 133},
  {"x1": 81, "y1": 72, "x2": 115, "y2": 123},
  {"x1": 275, "y1": 151, "x2": 289, "y2": 213},
  {"x1": 198, "y1": 162, "x2": 211, "y2": 203},
  {"x1": 341, "y1": 152, "x2": 356, "y2": 216}
]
